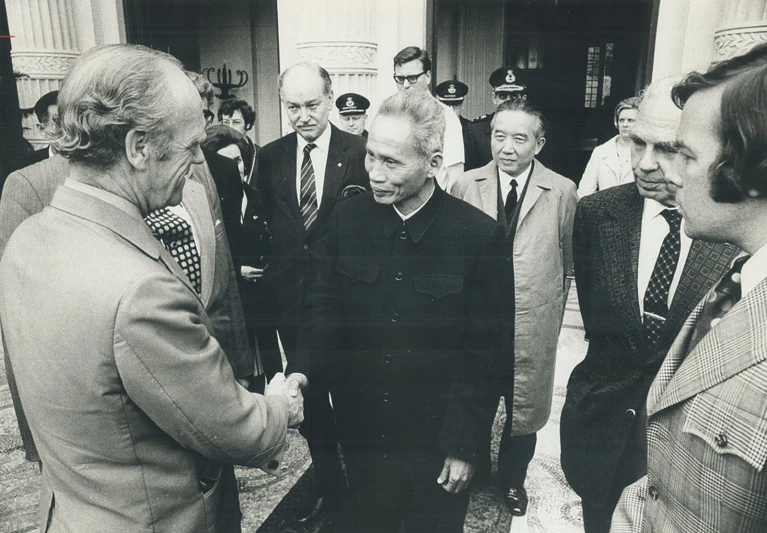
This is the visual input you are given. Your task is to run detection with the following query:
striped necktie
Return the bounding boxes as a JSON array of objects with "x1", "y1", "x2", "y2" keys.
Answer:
[{"x1": 300, "y1": 143, "x2": 318, "y2": 231}]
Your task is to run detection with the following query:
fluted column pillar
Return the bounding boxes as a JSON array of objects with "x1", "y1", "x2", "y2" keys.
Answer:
[
  {"x1": 293, "y1": 0, "x2": 378, "y2": 105},
  {"x1": 714, "y1": 0, "x2": 767, "y2": 62}
]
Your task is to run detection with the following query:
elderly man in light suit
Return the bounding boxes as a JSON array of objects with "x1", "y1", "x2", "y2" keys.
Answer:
[
  {"x1": 450, "y1": 98, "x2": 577, "y2": 517},
  {"x1": 611, "y1": 42, "x2": 767, "y2": 533},
  {"x1": 0, "y1": 44, "x2": 303, "y2": 533}
]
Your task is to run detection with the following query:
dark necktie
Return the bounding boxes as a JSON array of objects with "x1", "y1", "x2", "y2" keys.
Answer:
[
  {"x1": 300, "y1": 143, "x2": 318, "y2": 231},
  {"x1": 643, "y1": 209, "x2": 683, "y2": 349},
  {"x1": 688, "y1": 255, "x2": 750, "y2": 351},
  {"x1": 504, "y1": 178, "x2": 518, "y2": 225},
  {"x1": 145, "y1": 207, "x2": 202, "y2": 295}
]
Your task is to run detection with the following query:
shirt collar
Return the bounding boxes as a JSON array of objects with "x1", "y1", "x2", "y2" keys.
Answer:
[
  {"x1": 499, "y1": 161, "x2": 533, "y2": 190},
  {"x1": 63, "y1": 179, "x2": 144, "y2": 221},
  {"x1": 384, "y1": 183, "x2": 443, "y2": 244},
  {"x1": 297, "y1": 124, "x2": 332, "y2": 155},
  {"x1": 741, "y1": 245, "x2": 767, "y2": 298},
  {"x1": 393, "y1": 181, "x2": 435, "y2": 221},
  {"x1": 643, "y1": 198, "x2": 679, "y2": 219}
]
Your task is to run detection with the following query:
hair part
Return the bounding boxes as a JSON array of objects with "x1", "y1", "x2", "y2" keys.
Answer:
[
  {"x1": 672, "y1": 42, "x2": 767, "y2": 202},
  {"x1": 53, "y1": 44, "x2": 184, "y2": 168},
  {"x1": 217, "y1": 99, "x2": 256, "y2": 130},
  {"x1": 613, "y1": 96, "x2": 641, "y2": 123},
  {"x1": 375, "y1": 90, "x2": 445, "y2": 160},
  {"x1": 393, "y1": 46, "x2": 432, "y2": 73},
  {"x1": 492, "y1": 99, "x2": 548, "y2": 140},
  {"x1": 278, "y1": 62, "x2": 333, "y2": 97}
]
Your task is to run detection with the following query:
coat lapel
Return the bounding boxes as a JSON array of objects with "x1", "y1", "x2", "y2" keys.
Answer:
[
  {"x1": 476, "y1": 162, "x2": 499, "y2": 221},
  {"x1": 182, "y1": 176, "x2": 215, "y2": 306},
  {"x1": 317, "y1": 125, "x2": 349, "y2": 227},
  {"x1": 600, "y1": 185, "x2": 644, "y2": 355},
  {"x1": 649, "y1": 279, "x2": 767, "y2": 415},
  {"x1": 278, "y1": 134, "x2": 302, "y2": 235},
  {"x1": 516, "y1": 160, "x2": 551, "y2": 230}
]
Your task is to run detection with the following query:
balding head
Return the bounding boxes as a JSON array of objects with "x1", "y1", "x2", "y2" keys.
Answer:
[
  {"x1": 278, "y1": 63, "x2": 334, "y2": 142},
  {"x1": 630, "y1": 76, "x2": 684, "y2": 205}
]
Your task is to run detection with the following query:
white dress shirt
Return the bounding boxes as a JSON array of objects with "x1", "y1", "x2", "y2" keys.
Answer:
[
  {"x1": 637, "y1": 199, "x2": 692, "y2": 317},
  {"x1": 435, "y1": 100, "x2": 466, "y2": 189},
  {"x1": 499, "y1": 163, "x2": 533, "y2": 209},
  {"x1": 296, "y1": 125, "x2": 332, "y2": 208},
  {"x1": 741, "y1": 244, "x2": 767, "y2": 299}
]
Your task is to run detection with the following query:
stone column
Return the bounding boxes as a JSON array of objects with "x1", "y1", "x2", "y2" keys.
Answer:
[
  {"x1": 714, "y1": 0, "x2": 767, "y2": 62},
  {"x1": 293, "y1": 0, "x2": 378, "y2": 105},
  {"x1": 6, "y1": 0, "x2": 124, "y2": 147}
]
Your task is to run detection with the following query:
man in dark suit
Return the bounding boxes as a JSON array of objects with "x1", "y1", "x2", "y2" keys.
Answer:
[
  {"x1": 256, "y1": 62, "x2": 369, "y2": 528},
  {"x1": 289, "y1": 89, "x2": 511, "y2": 533},
  {"x1": 559, "y1": 77, "x2": 738, "y2": 533},
  {"x1": 1, "y1": 90, "x2": 58, "y2": 195}
]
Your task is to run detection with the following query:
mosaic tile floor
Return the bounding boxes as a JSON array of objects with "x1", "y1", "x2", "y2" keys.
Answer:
[{"x1": 0, "y1": 287, "x2": 587, "y2": 533}]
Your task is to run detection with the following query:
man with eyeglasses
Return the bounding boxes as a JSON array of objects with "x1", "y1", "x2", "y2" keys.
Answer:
[{"x1": 392, "y1": 46, "x2": 465, "y2": 191}]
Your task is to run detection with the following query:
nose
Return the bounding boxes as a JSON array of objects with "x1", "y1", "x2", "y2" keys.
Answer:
[
  {"x1": 366, "y1": 158, "x2": 385, "y2": 183},
  {"x1": 298, "y1": 107, "x2": 310, "y2": 123},
  {"x1": 638, "y1": 146, "x2": 658, "y2": 171},
  {"x1": 501, "y1": 139, "x2": 516, "y2": 154},
  {"x1": 402, "y1": 79, "x2": 412, "y2": 90},
  {"x1": 668, "y1": 153, "x2": 685, "y2": 189}
]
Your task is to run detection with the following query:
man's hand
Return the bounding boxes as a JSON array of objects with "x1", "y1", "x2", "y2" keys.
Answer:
[
  {"x1": 265, "y1": 372, "x2": 304, "y2": 428},
  {"x1": 437, "y1": 456, "x2": 476, "y2": 494},
  {"x1": 240, "y1": 265, "x2": 265, "y2": 282},
  {"x1": 286, "y1": 372, "x2": 308, "y2": 397}
]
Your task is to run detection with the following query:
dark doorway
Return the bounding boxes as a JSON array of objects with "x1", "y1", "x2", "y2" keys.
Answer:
[{"x1": 0, "y1": 2, "x2": 25, "y2": 175}]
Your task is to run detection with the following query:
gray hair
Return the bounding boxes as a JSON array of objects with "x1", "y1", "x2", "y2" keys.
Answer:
[
  {"x1": 492, "y1": 99, "x2": 548, "y2": 140},
  {"x1": 53, "y1": 44, "x2": 184, "y2": 167},
  {"x1": 375, "y1": 91, "x2": 445, "y2": 159},
  {"x1": 277, "y1": 62, "x2": 333, "y2": 96}
]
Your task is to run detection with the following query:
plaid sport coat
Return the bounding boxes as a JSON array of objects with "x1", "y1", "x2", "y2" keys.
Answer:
[{"x1": 611, "y1": 273, "x2": 767, "y2": 532}]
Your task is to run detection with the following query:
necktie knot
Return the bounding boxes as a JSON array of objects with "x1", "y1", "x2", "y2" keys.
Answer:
[
  {"x1": 304, "y1": 143, "x2": 316, "y2": 157},
  {"x1": 661, "y1": 209, "x2": 682, "y2": 232},
  {"x1": 510, "y1": 178, "x2": 518, "y2": 190}
]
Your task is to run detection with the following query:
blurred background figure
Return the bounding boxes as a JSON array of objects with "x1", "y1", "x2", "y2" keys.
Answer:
[
  {"x1": 202, "y1": 125, "x2": 282, "y2": 385},
  {"x1": 435, "y1": 80, "x2": 472, "y2": 167},
  {"x1": 185, "y1": 71, "x2": 216, "y2": 127},
  {"x1": 335, "y1": 92, "x2": 370, "y2": 137},
  {"x1": 219, "y1": 99, "x2": 259, "y2": 184},
  {"x1": 577, "y1": 96, "x2": 641, "y2": 197}
]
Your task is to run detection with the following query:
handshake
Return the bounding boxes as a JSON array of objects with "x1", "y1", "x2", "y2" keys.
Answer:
[{"x1": 264, "y1": 372, "x2": 308, "y2": 428}]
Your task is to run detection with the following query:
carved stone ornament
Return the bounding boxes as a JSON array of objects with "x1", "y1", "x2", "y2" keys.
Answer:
[
  {"x1": 296, "y1": 41, "x2": 377, "y2": 71},
  {"x1": 714, "y1": 21, "x2": 767, "y2": 62},
  {"x1": 11, "y1": 51, "x2": 79, "y2": 78}
]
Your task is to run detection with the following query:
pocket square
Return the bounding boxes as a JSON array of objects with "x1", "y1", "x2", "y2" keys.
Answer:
[{"x1": 215, "y1": 219, "x2": 222, "y2": 226}]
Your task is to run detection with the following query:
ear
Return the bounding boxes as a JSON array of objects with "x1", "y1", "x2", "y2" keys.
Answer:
[
  {"x1": 125, "y1": 129, "x2": 150, "y2": 171},
  {"x1": 425, "y1": 152, "x2": 443, "y2": 178},
  {"x1": 425, "y1": 71, "x2": 432, "y2": 85},
  {"x1": 534, "y1": 136, "x2": 546, "y2": 155},
  {"x1": 36, "y1": 122, "x2": 45, "y2": 134}
]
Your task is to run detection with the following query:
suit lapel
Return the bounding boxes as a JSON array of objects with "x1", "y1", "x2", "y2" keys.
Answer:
[
  {"x1": 650, "y1": 279, "x2": 767, "y2": 415},
  {"x1": 278, "y1": 134, "x2": 302, "y2": 235},
  {"x1": 515, "y1": 160, "x2": 550, "y2": 232},
  {"x1": 601, "y1": 186, "x2": 644, "y2": 355},
  {"x1": 182, "y1": 176, "x2": 215, "y2": 306},
  {"x1": 317, "y1": 125, "x2": 348, "y2": 227}
]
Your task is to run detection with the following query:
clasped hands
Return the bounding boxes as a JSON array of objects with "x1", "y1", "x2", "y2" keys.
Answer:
[{"x1": 265, "y1": 372, "x2": 307, "y2": 428}]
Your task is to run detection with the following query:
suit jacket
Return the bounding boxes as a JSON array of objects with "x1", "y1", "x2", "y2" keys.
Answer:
[
  {"x1": 0, "y1": 147, "x2": 49, "y2": 196},
  {"x1": 0, "y1": 184, "x2": 289, "y2": 533},
  {"x1": 560, "y1": 183, "x2": 739, "y2": 507},
  {"x1": 256, "y1": 124, "x2": 369, "y2": 333},
  {"x1": 204, "y1": 148, "x2": 244, "y2": 244},
  {"x1": 293, "y1": 186, "x2": 513, "y2": 461},
  {"x1": 451, "y1": 159, "x2": 577, "y2": 434},
  {"x1": 611, "y1": 275, "x2": 767, "y2": 533},
  {"x1": 0, "y1": 155, "x2": 255, "y2": 462},
  {"x1": 577, "y1": 136, "x2": 634, "y2": 198}
]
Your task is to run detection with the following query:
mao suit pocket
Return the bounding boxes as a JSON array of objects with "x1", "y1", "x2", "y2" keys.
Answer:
[
  {"x1": 336, "y1": 256, "x2": 380, "y2": 283},
  {"x1": 414, "y1": 275, "x2": 463, "y2": 300}
]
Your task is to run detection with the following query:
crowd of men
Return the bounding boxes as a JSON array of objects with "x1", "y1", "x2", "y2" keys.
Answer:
[{"x1": 1, "y1": 38, "x2": 767, "y2": 533}]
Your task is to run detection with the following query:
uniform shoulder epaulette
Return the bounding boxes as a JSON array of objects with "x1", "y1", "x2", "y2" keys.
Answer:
[{"x1": 471, "y1": 114, "x2": 488, "y2": 123}]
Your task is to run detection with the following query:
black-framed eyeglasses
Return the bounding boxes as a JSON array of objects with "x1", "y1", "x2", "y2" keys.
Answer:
[{"x1": 393, "y1": 71, "x2": 427, "y2": 85}]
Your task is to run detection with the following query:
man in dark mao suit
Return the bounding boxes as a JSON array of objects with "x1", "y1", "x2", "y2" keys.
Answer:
[
  {"x1": 559, "y1": 77, "x2": 738, "y2": 532},
  {"x1": 289, "y1": 90, "x2": 513, "y2": 532},
  {"x1": 256, "y1": 62, "x2": 369, "y2": 526}
]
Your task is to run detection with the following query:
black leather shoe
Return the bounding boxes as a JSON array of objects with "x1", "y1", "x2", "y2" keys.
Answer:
[
  {"x1": 296, "y1": 495, "x2": 327, "y2": 525},
  {"x1": 505, "y1": 486, "x2": 528, "y2": 516}
]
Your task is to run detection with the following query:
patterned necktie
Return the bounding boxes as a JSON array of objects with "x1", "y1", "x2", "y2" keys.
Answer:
[
  {"x1": 688, "y1": 255, "x2": 750, "y2": 351},
  {"x1": 145, "y1": 207, "x2": 202, "y2": 295},
  {"x1": 504, "y1": 178, "x2": 518, "y2": 225},
  {"x1": 643, "y1": 209, "x2": 683, "y2": 349},
  {"x1": 300, "y1": 143, "x2": 318, "y2": 231}
]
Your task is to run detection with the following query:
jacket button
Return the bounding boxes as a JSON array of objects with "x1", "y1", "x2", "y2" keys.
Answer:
[
  {"x1": 391, "y1": 312, "x2": 400, "y2": 323},
  {"x1": 382, "y1": 392, "x2": 391, "y2": 403},
  {"x1": 624, "y1": 409, "x2": 636, "y2": 419},
  {"x1": 715, "y1": 433, "x2": 728, "y2": 447},
  {"x1": 394, "y1": 272, "x2": 403, "y2": 281},
  {"x1": 384, "y1": 354, "x2": 393, "y2": 363},
  {"x1": 399, "y1": 230, "x2": 408, "y2": 240},
  {"x1": 648, "y1": 485, "x2": 659, "y2": 500},
  {"x1": 303, "y1": 244, "x2": 309, "y2": 250}
]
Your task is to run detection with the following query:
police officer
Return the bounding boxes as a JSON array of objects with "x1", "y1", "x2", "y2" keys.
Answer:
[
  {"x1": 335, "y1": 92, "x2": 370, "y2": 137},
  {"x1": 436, "y1": 80, "x2": 471, "y2": 168},
  {"x1": 465, "y1": 67, "x2": 528, "y2": 171}
]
